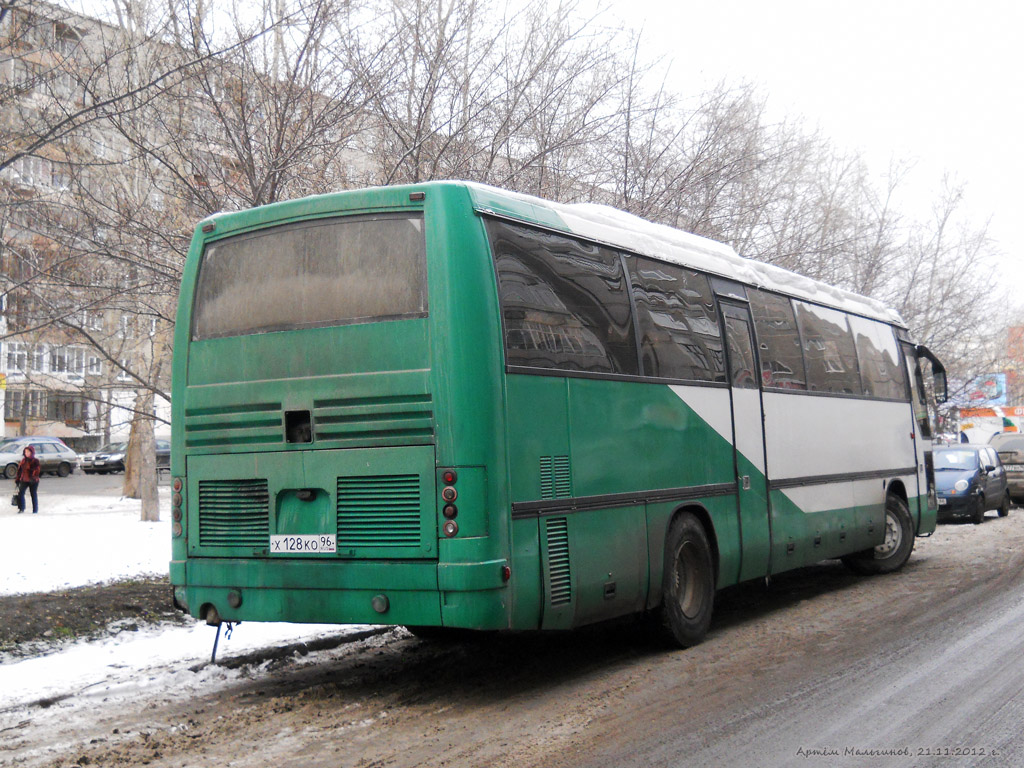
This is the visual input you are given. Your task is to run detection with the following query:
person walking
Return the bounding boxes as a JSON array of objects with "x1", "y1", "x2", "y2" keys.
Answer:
[{"x1": 15, "y1": 445, "x2": 41, "y2": 514}]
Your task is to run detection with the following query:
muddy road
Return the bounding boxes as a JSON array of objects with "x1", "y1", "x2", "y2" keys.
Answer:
[{"x1": 6, "y1": 511, "x2": 1024, "y2": 768}]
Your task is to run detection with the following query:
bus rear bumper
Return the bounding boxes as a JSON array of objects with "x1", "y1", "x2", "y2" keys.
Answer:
[{"x1": 170, "y1": 557, "x2": 509, "y2": 630}]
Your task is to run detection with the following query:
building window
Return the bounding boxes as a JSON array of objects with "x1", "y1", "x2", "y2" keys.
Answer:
[
  {"x1": 48, "y1": 396, "x2": 85, "y2": 424},
  {"x1": 8, "y1": 390, "x2": 46, "y2": 418},
  {"x1": 31, "y1": 344, "x2": 47, "y2": 373},
  {"x1": 87, "y1": 356, "x2": 102, "y2": 375},
  {"x1": 116, "y1": 359, "x2": 132, "y2": 382},
  {"x1": 118, "y1": 314, "x2": 133, "y2": 338},
  {"x1": 51, "y1": 345, "x2": 87, "y2": 376},
  {"x1": 50, "y1": 345, "x2": 68, "y2": 373},
  {"x1": 79, "y1": 310, "x2": 104, "y2": 330},
  {"x1": 6, "y1": 342, "x2": 26, "y2": 376}
]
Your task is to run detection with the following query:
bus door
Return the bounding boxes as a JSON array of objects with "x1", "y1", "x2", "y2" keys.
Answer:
[
  {"x1": 720, "y1": 301, "x2": 772, "y2": 579},
  {"x1": 901, "y1": 342, "x2": 939, "y2": 528}
]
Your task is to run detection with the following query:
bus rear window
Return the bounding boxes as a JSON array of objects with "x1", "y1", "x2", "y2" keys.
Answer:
[{"x1": 191, "y1": 214, "x2": 426, "y2": 340}]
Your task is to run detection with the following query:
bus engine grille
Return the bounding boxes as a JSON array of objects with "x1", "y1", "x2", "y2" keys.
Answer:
[
  {"x1": 545, "y1": 517, "x2": 572, "y2": 606},
  {"x1": 198, "y1": 479, "x2": 270, "y2": 547},
  {"x1": 337, "y1": 474, "x2": 422, "y2": 548}
]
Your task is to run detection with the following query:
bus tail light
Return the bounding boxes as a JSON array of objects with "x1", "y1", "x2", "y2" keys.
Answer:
[
  {"x1": 172, "y1": 477, "x2": 185, "y2": 536},
  {"x1": 440, "y1": 468, "x2": 459, "y2": 531}
]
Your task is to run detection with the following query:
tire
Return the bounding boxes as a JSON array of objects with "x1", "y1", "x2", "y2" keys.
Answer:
[
  {"x1": 660, "y1": 513, "x2": 715, "y2": 647},
  {"x1": 998, "y1": 493, "x2": 1010, "y2": 518},
  {"x1": 972, "y1": 495, "x2": 986, "y2": 525},
  {"x1": 843, "y1": 494, "x2": 915, "y2": 575},
  {"x1": 57, "y1": 462, "x2": 71, "y2": 478},
  {"x1": 4, "y1": 463, "x2": 16, "y2": 480}
]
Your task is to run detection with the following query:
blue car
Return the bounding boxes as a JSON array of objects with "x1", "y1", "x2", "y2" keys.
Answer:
[{"x1": 934, "y1": 444, "x2": 1011, "y2": 524}]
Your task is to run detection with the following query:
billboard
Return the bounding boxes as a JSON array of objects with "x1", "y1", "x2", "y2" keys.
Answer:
[{"x1": 963, "y1": 373, "x2": 1007, "y2": 406}]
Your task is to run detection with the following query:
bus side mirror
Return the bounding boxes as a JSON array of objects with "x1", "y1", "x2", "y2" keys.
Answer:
[
  {"x1": 933, "y1": 370, "x2": 948, "y2": 404},
  {"x1": 915, "y1": 345, "x2": 947, "y2": 404}
]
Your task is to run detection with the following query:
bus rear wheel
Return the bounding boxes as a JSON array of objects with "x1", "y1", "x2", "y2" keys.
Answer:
[
  {"x1": 660, "y1": 513, "x2": 715, "y2": 648},
  {"x1": 843, "y1": 494, "x2": 914, "y2": 575}
]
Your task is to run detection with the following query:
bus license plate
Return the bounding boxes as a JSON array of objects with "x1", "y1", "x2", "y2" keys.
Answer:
[
  {"x1": 270, "y1": 534, "x2": 337, "y2": 553},
  {"x1": 937, "y1": 498, "x2": 947, "y2": 505}
]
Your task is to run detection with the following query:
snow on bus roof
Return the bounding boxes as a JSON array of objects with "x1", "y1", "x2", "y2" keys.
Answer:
[{"x1": 461, "y1": 181, "x2": 903, "y2": 326}]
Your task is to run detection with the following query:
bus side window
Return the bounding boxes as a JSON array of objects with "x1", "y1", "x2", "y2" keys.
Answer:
[
  {"x1": 624, "y1": 255, "x2": 725, "y2": 383},
  {"x1": 848, "y1": 316, "x2": 906, "y2": 400},
  {"x1": 487, "y1": 219, "x2": 638, "y2": 376},
  {"x1": 748, "y1": 288, "x2": 806, "y2": 390},
  {"x1": 794, "y1": 301, "x2": 861, "y2": 395}
]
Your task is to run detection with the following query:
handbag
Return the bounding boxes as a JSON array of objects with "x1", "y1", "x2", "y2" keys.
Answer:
[{"x1": 10, "y1": 493, "x2": 18, "y2": 507}]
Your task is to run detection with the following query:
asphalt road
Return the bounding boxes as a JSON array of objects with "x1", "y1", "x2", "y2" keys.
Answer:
[
  {"x1": 32, "y1": 467, "x2": 169, "y2": 497},
  {"x1": 570, "y1": 536, "x2": 1024, "y2": 768}
]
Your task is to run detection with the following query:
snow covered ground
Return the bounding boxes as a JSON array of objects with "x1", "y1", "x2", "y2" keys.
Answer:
[
  {"x1": 0, "y1": 486, "x2": 172, "y2": 595},
  {"x1": 0, "y1": 481, "x2": 376, "y2": 733}
]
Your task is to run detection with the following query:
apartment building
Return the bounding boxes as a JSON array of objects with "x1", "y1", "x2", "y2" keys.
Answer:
[{"x1": 1, "y1": 1, "x2": 172, "y2": 445}]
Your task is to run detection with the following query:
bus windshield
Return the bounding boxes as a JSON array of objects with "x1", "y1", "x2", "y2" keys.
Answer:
[{"x1": 191, "y1": 213, "x2": 426, "y2": 340}]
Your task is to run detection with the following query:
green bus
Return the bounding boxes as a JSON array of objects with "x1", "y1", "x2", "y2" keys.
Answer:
[{"x1": 169, "y1": 181, "x2": 946, "y2": 646}]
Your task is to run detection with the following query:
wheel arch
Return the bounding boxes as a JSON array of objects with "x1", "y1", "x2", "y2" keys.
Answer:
[
  {"x1": 664, "y1": 503, "x2": 720, "y2": 591},
  {"x1": 887, "y1": 478, "x2": 909, "y2": 504},
  {"x1": 886, "y1": 478, "x2": 914, "y2": 531}
]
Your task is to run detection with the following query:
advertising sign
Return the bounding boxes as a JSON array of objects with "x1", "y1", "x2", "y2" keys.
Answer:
[{"x1": 964, "y1": 373, "x2": 1007, "y2": 406}]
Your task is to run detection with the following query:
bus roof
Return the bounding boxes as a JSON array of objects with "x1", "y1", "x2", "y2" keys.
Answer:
[{"x1": 459, "y1": 181, "x2": 904, "y2": 327}]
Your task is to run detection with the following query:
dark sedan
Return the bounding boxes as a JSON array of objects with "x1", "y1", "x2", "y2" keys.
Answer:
[
  {"x1": 81, "y1": 439, "x2": 170, "y2": 474},
  {"x1": 935, "y1": 444, "x2": 1010, "y2": 524}
]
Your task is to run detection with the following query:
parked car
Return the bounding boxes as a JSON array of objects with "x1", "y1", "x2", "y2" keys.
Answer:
[
  {"x1": 934, "y1": 444, "x2": 1010, "y2": 524},
  {"x1": 989, "y1": 432, "x2": 1024, "y2": 504},
  {"x1": 0, "y1": 436, "x2": 79, "y2": 478},
  {"x1": 80, "y1": 439, "x2": 170, "y2": 474}
]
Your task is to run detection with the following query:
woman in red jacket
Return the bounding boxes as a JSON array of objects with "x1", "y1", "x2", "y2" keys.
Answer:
[{"x1": 15, "y1": 445, "x2": 41, "y2": 514}]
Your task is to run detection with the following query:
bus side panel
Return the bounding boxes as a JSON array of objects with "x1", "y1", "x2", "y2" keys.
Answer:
[
  {"x1": 505, "y1": 374, "x2": 570, "y2": 630},
  {"x1": 510, "y1": 517, "x2": 543, "y2": 630},
  {"x1": 567, "y1": 505, "x2": 647, "y2": 627},
  {"x1": 527, "y1": 379, "x2": 740, "y2": 628},
  {"x1": 763, "y1": 394, "x2": 916, "y2": 572},
  {"x1": 769, "y1": 487, "x2": 879, "y2": 568},
  {"x1": 568, "y1": 380, "x2": 735, "y2": 497}
]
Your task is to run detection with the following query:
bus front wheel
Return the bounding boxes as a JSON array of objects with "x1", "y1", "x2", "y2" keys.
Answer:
[
  {"x1": 843, "y1": 494, "x2": 914, "y2": 575},
  {"x1": 660, "y1": 513, "x2": 715, "y2": 647}
]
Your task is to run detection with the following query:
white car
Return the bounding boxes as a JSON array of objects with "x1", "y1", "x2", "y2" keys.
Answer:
[{"x1": 0, "y1": 437, "x2": 79, "y2": 478}]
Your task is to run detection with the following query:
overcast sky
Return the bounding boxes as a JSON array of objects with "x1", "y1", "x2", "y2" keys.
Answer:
[{"x1": 613, "y1": 0, "x2": 1024, "y2": 297}]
